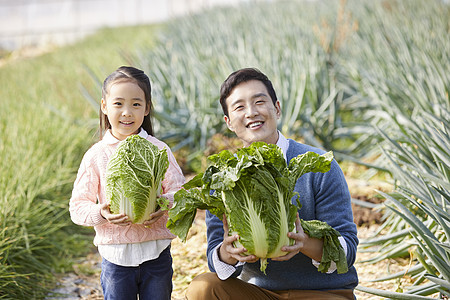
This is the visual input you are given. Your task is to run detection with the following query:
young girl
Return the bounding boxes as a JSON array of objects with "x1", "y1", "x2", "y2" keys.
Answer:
[{"x1": 70, "y1": 66, "x2": 185, "y2": 300}]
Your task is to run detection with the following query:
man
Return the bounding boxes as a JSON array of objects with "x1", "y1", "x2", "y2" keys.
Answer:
[{"x1": 186, "y1": 68, "x2": 358, "y2": 299}]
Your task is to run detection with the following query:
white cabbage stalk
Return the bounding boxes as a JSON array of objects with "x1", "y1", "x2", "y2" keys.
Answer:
[{"x1": 106, "y1": 135, "x2": 169, "y2": 224}]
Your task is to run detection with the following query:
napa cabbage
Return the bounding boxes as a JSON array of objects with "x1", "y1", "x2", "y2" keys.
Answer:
[
  {"x1": 168, "y1": 142, "x2": 348, "y2": 274},
  {"x1": 106, "y1": 135, "x2": 169, "y2": 224}
]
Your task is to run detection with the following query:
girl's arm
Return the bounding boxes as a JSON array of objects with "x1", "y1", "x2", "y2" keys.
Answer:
[
  {"x1": 159, "y1": 147, "x2": 185, "y2": 206},
  {"x1": 69, "y1": 151, "x2": 108, "y2": 227}
]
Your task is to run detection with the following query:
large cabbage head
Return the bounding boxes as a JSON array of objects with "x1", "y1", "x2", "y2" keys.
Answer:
[
  {"x1": 106, "y1": 135, "x2": 169, "y2": 224},
  {"x1": 168, "y1": 142, "x2": 344, "y2": 274}
]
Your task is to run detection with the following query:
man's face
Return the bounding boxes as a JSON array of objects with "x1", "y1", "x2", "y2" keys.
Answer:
[{"x1": 224, "y1": 80, "x2": 281, "y2": 147}]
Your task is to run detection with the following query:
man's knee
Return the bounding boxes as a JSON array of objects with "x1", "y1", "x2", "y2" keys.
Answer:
[{"x1": 185, "y1": 272, "x2": 226, "y2": 299}]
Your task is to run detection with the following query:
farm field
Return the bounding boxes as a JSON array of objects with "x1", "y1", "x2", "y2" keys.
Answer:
[{"x1": 1, "y1": 0, "x2": 448, "y2": 299}]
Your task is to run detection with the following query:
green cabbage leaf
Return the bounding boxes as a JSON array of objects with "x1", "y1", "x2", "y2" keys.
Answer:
[
  {"x1": 168, "y1": 142, "x2": 348, "y2": 274},
  {"x1": 106, "y1": 135, "x2": 169, "y2": 224}
]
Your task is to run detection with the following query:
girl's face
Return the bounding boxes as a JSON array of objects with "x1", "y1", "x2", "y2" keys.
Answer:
[
  {"x1": 224, "y1": 80, "x2": 281, "y2": 147},
  {"x1": 101, "y1": 81, "x2": 149, "y2": 141}
]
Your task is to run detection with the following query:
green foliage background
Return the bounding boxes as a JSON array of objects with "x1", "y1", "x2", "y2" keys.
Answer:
[
  {"x1": 0, "y1": 25, "x2": 163, "y2": 298},
  {"x1": 0, "y1": 0, "x2": 448, "y2": 298}
]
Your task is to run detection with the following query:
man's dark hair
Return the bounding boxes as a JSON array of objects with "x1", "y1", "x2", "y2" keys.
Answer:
[{"x1": 219, "y1": 68, "x2": 278, "y2": 117}]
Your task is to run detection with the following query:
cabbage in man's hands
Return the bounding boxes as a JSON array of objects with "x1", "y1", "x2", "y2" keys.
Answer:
[{"x1": 168, "y1": 142, "x2": 347, "y2": 274}]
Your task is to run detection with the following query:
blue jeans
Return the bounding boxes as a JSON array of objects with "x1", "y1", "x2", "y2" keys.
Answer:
[{"x1": 101, "y1": 246, "x2": 173, "y2": 300}]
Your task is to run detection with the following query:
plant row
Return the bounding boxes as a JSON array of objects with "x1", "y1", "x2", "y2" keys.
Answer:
[
  {"x1": 0, "y1": 25, "x2": 160, "y2": 298},
  {"x1": 120, "y1": 0, "x2": 449, "y2": 298}
]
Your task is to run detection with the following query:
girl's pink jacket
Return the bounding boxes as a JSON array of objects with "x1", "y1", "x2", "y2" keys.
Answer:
[{"x1": 69, "y1": 129, "x2": 185, "y2": 246}]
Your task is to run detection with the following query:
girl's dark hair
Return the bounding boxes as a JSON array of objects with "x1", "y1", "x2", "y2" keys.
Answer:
[
  {"x1": 219, "y1": 68, "x2": 278, "y2": 117},
  {"x1": 100, "y1": 66, "x2": 154, "y2": 138}
]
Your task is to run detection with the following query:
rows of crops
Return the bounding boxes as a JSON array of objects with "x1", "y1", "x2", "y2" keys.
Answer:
[
  {"x1": 0, "y1": 25, "x2": 162, "y2": 298},
  {"x1": 127, "y1": 0, "x2": 449, "y2": 298},
  {"x1": 0, "y1": 0, "x2": 448, "y2": 298}
]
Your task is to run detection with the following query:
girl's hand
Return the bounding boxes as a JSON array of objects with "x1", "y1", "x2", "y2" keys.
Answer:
[
  {"x1": 100, "y1": 203, "x2": 131, "y2": 226},
  {"x1": 271, "y1": 213, "x2": 324, "y2": 262},
  {"x1": 143, "y1": 209, "x2": 164, "y2": 227},
  {"x1": 219, "y1": 214, "x2": 258, "y2": 265}
]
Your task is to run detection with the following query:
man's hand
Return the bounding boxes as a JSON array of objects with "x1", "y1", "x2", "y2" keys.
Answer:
[
  {"x1": 272, "y1": 213, "x2": 324, "y2": 262},
  {"x1": 100, "y1": 203, "x2": 131, "y2": 226},
  {"x1": 219, "y1": 214, "x2": 259, "y2": 265}
]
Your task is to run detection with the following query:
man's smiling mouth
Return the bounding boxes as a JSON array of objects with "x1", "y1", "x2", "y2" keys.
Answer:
[{"x1": 247, "y1": 121, "x2": 263, "y2": 128}]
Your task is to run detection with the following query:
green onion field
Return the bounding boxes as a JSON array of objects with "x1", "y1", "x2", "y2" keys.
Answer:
[{"x1": 0, "y1": 0, "x2": 448, "y2": 298}]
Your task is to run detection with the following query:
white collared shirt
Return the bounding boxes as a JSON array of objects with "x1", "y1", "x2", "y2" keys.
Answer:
[{"x1": 98, "y1": 239, "x2": 171, "y2": 267}]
